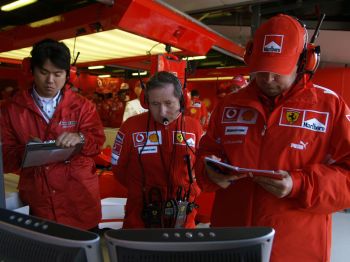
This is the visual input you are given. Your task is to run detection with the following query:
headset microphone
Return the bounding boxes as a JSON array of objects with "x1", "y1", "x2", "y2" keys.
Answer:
[{"x1": 163, "y1": 118, "x2": 169, "y2": 125}]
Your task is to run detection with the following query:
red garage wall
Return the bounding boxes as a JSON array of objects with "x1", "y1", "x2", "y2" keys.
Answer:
[{"x1": 313, "y1": 67, "x2": 350, "y2": 105}]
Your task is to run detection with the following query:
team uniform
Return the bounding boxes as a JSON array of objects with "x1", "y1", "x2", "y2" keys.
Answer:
[
  {"x1": 1, "y1": 87, "x2": 105, "y2": 230},
  {"x1": 186, "y1": 97, "x2": 208, "y2": 128},
  {"x1": 112, "y1": 112, "x2": 202, "y2": 228},
  {"x1": 196, "y1": 79, "x2": 350, "y2": 262}
]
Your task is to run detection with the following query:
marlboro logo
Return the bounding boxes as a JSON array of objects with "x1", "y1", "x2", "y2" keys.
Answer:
[{"x1": 263, "y1": 35, "x2": 284, "y2": 53}]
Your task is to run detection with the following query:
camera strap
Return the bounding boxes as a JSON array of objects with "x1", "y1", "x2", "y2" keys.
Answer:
[{"x1": 142, "y1": 187, "x2": 163, "y2": 228}]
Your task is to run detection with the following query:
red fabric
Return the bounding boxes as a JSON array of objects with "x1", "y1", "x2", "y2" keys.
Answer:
[
  {"x1": 196, "y1": 78, "x2": 350, "y2": 262},
  {"x1": 108, "y1": 99, "x2": 126, "y2": 128},
  {"x1": 185, "y1": 97, "x2": 208, "y2": 129},
  {"x1": 195, "y1": 192, "x2": 215, "y2": 223},
  {"x1": 98, "y1": 170, "x2": 127, "y2": 199},
  {"x1": 1, "y1": 87, "x2": 105, "y2": 230},
  {"x1": 94, "y1": 147, "x2": 112, "y2": 167},
  {"x1": 111, "y1": 112, "x2": 203, "y2": 228}
]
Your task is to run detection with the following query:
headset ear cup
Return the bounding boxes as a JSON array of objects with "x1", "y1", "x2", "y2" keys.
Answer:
[
  {"x1": 244, "y1": 40, "x2": 253, "y2": 66},
  {"x1": 69, "y1": 66, "x2": 78, "y2": 83},
  {"x1": 304, "y1": 43, "x2": 320, "y2": 73},
  {"x1": 182, "y1": 89, "x2": 191, "y2": 113},
  {"x1": 139, "y1": 88, "x2": 149, "y2": 109}
]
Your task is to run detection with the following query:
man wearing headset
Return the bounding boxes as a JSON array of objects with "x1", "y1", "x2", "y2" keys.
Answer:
[
  {"x1": 112, "y1": 71, "x2": 202, "y2": 228},
  {"x1": 195, "y1": 14, "x2": 350, "y2": 261},
  {"x1": 0, "y1": 39, "x2": 105, "y2": 230}
]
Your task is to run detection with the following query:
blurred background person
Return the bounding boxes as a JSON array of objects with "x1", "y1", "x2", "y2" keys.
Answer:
[
  {"x1": 186, "y1": 89, "x2": 208, "y2": 129},
  {"x1": 227, "y1": 75, "x2": 248, "y2": 94},
  {"x1": 122, "y1": 81, "x2": 148, "y2": 122}
]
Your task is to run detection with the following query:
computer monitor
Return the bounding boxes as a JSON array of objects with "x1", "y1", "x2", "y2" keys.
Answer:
[
  {"x1": 0, "y1": 136, "x2": 5, "y2": 208},
  {"x1": 0, "y1": 208, "x2": 103, "y2": 262},
  {"x1": 105, "y1": 227, "x2": 275, "y2": 262}
]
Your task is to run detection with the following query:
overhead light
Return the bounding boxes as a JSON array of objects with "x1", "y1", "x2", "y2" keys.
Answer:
[
  {"x1": 98, "y1": 74, "x2": 111, "y2": 78},
  {"x1": 0, "y1": 28, "x2": 181, "y2": 63},
  {"x1": 88, "y1": 65, "x2": 105, "y2": 69},
  {"x1": 187, "y1": 77, "x2": 233, "y2": 81},
  {"x1": 216, "y1": 66, "x2": 237, "y2": 69},
  {"x1": 182, "y1": 56, "x2": 206, "y2": 61},
  {"x1": 29, "y1": 16, "x2": 62, "y2": 28},
  {"x1": 132, "y1": 71, "x2": 147, "y2": 76},
  {"x1": 1, "y1": 0, "x2": 38, "y2": 11}
]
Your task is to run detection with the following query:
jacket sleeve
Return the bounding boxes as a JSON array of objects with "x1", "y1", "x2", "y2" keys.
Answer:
[
  {"x1": 289, "y1": 98, "x2": 350, "y2": 213},
  {"x1": 195, "y1": 106, "x2": 224, "y2": 192},
  {"x1": 0, "y1": 103, "x2": 24, "y2": 173},
  {"x1": 111, "y1": 123, "x2": 130, "y2": 187},
  {"x1": 78, "y1": 99, "x2": 105, "y2": 156}
]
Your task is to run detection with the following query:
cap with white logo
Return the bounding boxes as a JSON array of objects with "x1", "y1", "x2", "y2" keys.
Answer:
[{"x1": 248, "y1": 14, "x2": 306, "y2": 75}]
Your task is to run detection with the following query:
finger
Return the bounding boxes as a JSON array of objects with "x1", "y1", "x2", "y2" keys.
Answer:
[{"x1": 56, "y1": 132, "x2": 68, "y2": 145}]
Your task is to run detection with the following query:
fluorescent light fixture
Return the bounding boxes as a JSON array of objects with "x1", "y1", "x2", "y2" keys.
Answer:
[
  {"x1": 1, "y1": 0, "x2": 38, "y2": 11},
  {"x1": 98, "y1": 74, "x2": 111, "y2": 78},
  {"x1": 132, "y1": 71, "x2": 147, "y2": 76},
  {"x1": 88, "y1": 65, "x2": 105, "y2": 69},
  {"x1": 0, "y1": 29, "x2": 181, "y2": 64},
  {"x1": 29, "y1": 16, "x2": 62, "y2": 28},
  {"x1": 187, "y1": 77, "x2": 234, "y2": 81},
  {"x1": 182, "y1": 56, "x2": 206, "y2": 61}
]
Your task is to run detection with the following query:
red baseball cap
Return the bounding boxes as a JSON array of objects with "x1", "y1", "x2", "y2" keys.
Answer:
[
  {"x1": 231, "y1": 75, "x2": 248, "y2": 88},
  {"x1": 248, "y1": 14, "x2": 306, "y2": 75}
]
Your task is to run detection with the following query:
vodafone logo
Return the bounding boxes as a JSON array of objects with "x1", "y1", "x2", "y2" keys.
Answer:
[
  {"x1": 132, "y1": 131, "x2": 162, "y2": 147},
  {"x1": 225, "y1": 108, "x2": 238, "y2": 119},
  {"x1": 135, "y1": 133, "x2": 145, "y2": 143},
  {"x1": 222, "y1": 107, "x2": 258, "y2": 124}
]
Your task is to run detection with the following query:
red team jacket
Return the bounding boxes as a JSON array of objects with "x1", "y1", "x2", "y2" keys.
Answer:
[
  {"x1": 196, "y1": 79, "x2": 350, "y2": 262},
  {"x1": 112, "y1": 112, "x2": 203, "y2": 228},
  {"x1": 1, "y1": 87, "x2": 105, "y2": 230}
]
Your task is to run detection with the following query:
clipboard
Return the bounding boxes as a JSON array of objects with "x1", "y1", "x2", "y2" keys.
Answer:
[
  {"x1": 204, "y1": 157, "x2": 283, "y2": 180},
  {"x1": 21, "y1": 141, "x2": 83, "y2": 168}
]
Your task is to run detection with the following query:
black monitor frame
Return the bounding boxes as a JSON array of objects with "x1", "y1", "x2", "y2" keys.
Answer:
[
  {"x1": 0, "y1": 208, "x2": 103, "y2": 262},
  {"x1": 105, "y1": 227, "x2": 275, "y2": 262},
  {"x1": 0, "y1": 135, "x2": 5, "y2": 209}
]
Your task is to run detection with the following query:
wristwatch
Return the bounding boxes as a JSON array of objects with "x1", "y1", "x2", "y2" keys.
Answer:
[{"x1": 78, "y1": 132, "x2": 85, "y2": 144}]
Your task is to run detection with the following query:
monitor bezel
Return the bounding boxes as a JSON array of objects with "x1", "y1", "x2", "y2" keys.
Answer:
[{"x1": 0, "y1": 208, "x2": 103, "y2": 262}]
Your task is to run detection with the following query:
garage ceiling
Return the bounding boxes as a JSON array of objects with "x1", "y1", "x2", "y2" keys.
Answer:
[{"x1": 0, "y1": 0, "x2": 349, "y2": 76}]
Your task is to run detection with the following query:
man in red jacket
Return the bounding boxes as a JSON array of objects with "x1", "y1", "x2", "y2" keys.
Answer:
[
  {"x1": 186, "y1": 89, "x2": 208, "y2": 129},
  {"x1": 112, "y1": 71, "x2": 202, "y2": 228},
  {"x1": 1, "y1": 39, "x2": 105, "y2": 230},
  {"x1": 196, "y1": 14, "x2": 350, "y2": 262}
]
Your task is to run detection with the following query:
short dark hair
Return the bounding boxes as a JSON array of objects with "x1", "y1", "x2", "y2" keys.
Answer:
[
  {"x1": 191, "y1": 89, "x2": 199, "y2": 97},
  {"x1": 30, "y1": 38, "x2": 71, "y2": 76},
  {"x1": 145, "y1": 71, "x2": 183, "y2": 101}
]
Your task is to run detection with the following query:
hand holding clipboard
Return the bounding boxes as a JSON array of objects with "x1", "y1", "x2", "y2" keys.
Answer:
[{"x1": 21, "y1": 140, "x2": 83, "y2": 168}]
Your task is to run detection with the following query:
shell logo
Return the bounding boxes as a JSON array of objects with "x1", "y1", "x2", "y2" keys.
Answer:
[
  {"x1": 242, "y1": 110, "x2": 255, "y2": 121},
  {"x1": 148, "y1": 133, "x2": 158, "y2": 142}
]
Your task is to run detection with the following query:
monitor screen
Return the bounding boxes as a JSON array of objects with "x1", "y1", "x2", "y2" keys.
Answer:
[
  {"x1": 0, "y1": 208, "x2": 103, "y2": 262},
  {"x1": 105, "y1": 227, "x2": 275, "y2": 262}
]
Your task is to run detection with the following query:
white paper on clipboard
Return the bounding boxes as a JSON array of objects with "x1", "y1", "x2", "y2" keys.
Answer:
[{"x1": 21, "y1": 141, "x2": 82, "y2": 168}]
